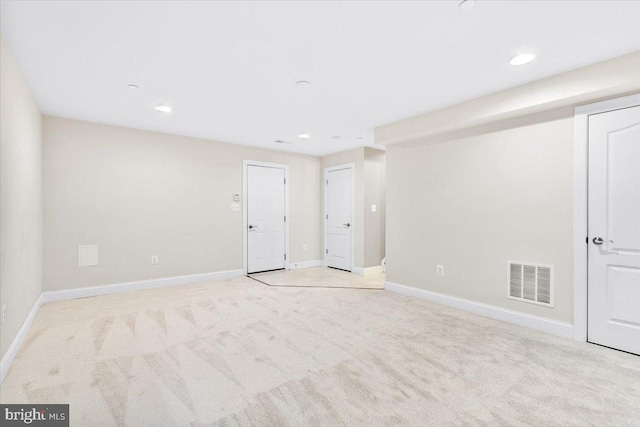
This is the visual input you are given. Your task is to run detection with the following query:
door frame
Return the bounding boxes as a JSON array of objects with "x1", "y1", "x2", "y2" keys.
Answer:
[
  {"x1": 243, "y1": 159, "x2": 290, "y2": 275},
  {"x1": 324, "y1": 163, "x2": 355, "y2": 271},
  {"x1": 573, "y1": 93, "x2": 640, "y2": 342}
]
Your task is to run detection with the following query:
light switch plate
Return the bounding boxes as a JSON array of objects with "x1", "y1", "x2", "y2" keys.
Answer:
[
  {"x1": 231, "y1": 203, "x2": 240, "y2": 211},
  {"x1": 233, "y1": 193, "x2": 240, "y2": 202},
  {"x1": 78, "y1": 245, "x2": 98, "y2": 267},
  {"x1": 371, "y1": 204, "x2": 377, "y2": 212}
]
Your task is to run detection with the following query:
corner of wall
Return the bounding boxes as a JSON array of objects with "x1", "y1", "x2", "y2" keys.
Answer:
[{"x1": 0, "y1": 35, "x2": 44, "y2": 367}]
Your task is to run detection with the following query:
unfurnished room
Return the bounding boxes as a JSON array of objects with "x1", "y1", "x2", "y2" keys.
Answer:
[{"x1": 1, "y1": 1, "x2": 639, "y2": 426}]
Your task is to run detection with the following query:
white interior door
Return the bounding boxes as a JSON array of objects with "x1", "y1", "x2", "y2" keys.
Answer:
[
  {"x1": 326, "y1": 166, "x2": 353, "y2": 271},
  {"x1": 247, "y1": 165, "x2": 286, "y2": 274},
  {"x1": 588, "y1": 104, "x2": 640, "y2": 355}
]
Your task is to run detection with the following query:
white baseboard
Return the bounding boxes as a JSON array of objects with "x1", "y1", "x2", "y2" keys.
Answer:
[
  {"x1": 352, "y1": 265, "x2": 384, "y2": 276},
  {"x1": 1, "y1": 269, "x2": 243, "y2": 383},
  {"x1": 385, "y1": 281, "x2": 574, "y2": 339},
  {"x1": 288, "y1": 260, "x2": 323, "y2": 270},
  {"x1": 1, "y1": 294, "x2": 44, "y2": 383},
  {"x1": 41, "y1": 269, "x2": 244, "y2": 303}
]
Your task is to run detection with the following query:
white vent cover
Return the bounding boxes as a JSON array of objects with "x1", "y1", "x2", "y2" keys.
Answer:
[
  {"x1": 78, "y1": 245, "x2": 98, "y2": 267},
  {"x1": 508, "y1": 261, "x2": 553, "y2": 306}
]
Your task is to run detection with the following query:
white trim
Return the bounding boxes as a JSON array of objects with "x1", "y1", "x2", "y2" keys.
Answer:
[
  {"x1": 385, "y1": 281, "x2": 573, "y2": 339},
  {"x1": 352, "y1": 265, "x2": 384, "y2": 276},
  {"x1": 41, "y1": 269, "x2": 244, "y2": 303},
  {"x1": 288, "y1": 260, "x2": 323, "y2": 270},
  {"x1": 573, "y1": 93, "x2": 640, "y2": 342},
  {"x1": 0, "y1": 269, "x2": 243, "y2": 383},
  {"x1": 243, "y1": 160, "x2": 290, "y2": 275},
  {"x1": 324, "y1": 163, "x2": 355, "y2": 272},
  {"x1": 1, "y1": 294, "x2": 44, "y2": 383}
]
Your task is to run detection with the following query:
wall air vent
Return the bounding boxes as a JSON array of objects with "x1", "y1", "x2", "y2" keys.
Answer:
[{"x1": 507, "y1": 261, "x2": 553, "y2": 306}]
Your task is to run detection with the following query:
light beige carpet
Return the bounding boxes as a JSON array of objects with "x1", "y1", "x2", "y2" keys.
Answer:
[
  {"x1": 1, "y1": 274, "x2": 639, "y2": 426},
  {"x1": 249, "y1": 267, "x2": 384, "y2": 289}
]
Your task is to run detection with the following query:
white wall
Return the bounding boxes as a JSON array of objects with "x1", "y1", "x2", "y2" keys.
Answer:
[
  {"x1": 42, "y1": 116, "x2": 321, "y2": 291},
  {"x1": 386, "y1": 109, "x2": 575, "y2": 323},
  {"x1": 0, "y1": 37, "x2": 43, "y2": 359}
]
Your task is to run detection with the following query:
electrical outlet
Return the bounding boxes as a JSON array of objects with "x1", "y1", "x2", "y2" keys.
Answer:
[
  {"x1": 436, "y1": 265, "x2": 445, "y2": 276},
  {"x1": 151, "y1": 255, "x2": 159, "y2": 265},
  {"x1": 1, "y1": 304, "x2": 6, "y2": 323}
]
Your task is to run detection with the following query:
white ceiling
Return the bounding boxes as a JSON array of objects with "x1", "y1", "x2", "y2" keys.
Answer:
[{"x1": 2, "y1": 1, "x2": 639, "y2": 156}]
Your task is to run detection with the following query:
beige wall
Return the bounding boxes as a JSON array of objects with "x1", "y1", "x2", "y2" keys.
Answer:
[
  {"x1": 42, "y1": 117, "x2": 321, "y2": 291},
  {"x1": 386, "y1": 109, "x2": 574, "y2": 323},
  {"x1": 364, "y1": 148, "x2": 385, "y2": 268},
  {"x1": 379, "y1": 54, "x2": 640, "y2": 326},
  {"x1": 0, "y1": 37, "x2": 43, "y2": 359}
]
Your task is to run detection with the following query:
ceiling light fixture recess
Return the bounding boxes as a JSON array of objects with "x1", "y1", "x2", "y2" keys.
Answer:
[
  {"x1": 509, "y1": 53, "x2": 535, "y2": 66},
  {"x1": 127, "y1": 84, "x2": 139, "y2": 89},
  {"x1": 332, "y1": 136, "x2": 340, "y2": 139},
  {"x1": 298, "y1": 133, "x2": 310, "y2": 139},
  {"x1": 295, "y1": 80, "x2": 311, "y2": 86},
  {"x1": 459, "y1": 0, "x2": 476, "y2": 10},
  {"x1": 155, "y1": 105, "x2": 172, "y2": 113}
]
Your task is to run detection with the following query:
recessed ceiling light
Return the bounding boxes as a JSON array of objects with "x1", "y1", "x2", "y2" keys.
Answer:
[
  {"x1": 298, "y1": 133, "x2": 310, "y2": 139},
  {"x1": 332, "y1": 136, "x2": 340, "y2": 139},
  {"x1": 357, "y1": 137, "x2": 363, "y2": 140},
  {"x1": 509, "y1": 53, "x2": 536, "y2": 66},
  {"x1": 296, "y1": 80, "x2": 311, "y2": 86},
  {"x1": 127, "y1": 84, "x2": 139, "y2": 89},
  {"x1": 274, "y1": 140, "x2": 285, "y2": 144},
  {"x1": 155, "y1": 105, "x2": 172, "y2": 113},
  {"x1": 459, "y1": 0, "x2": 476, "y2": 10}
]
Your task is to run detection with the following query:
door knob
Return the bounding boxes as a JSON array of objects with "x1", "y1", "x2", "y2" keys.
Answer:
[
  {"x1": 248, "y1": 224, "x2": 258, "y2": 230},
  {"x1": 343, "y1": 223, "x2": 351, "y2": 227},
  {"x1": 593, "y1": 237, "x2": 613, "y2": 245}
]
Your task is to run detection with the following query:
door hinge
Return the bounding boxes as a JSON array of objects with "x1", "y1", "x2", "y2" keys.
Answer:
[
  {"x1": 326, "y1": 249, "x2": 328, "y2": 254},
  {"x1": 284, "y1": 215, "x2": 287, "y2": 222},
  {"x1": 586, "y1": 236, "x2": 589, "y2": 244},
  {"x1": 326, "y1": 179, "x2": 328, "y2": 185},
  {"x1": 326, "y1": 214, "x2": 328, "y2": 219},
  {"x1": 284, "y1": 253, "x2": 287, "y2": 260},
  {"x1": 284, "y1": 178, "x2": 287, "y2": 185}
]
